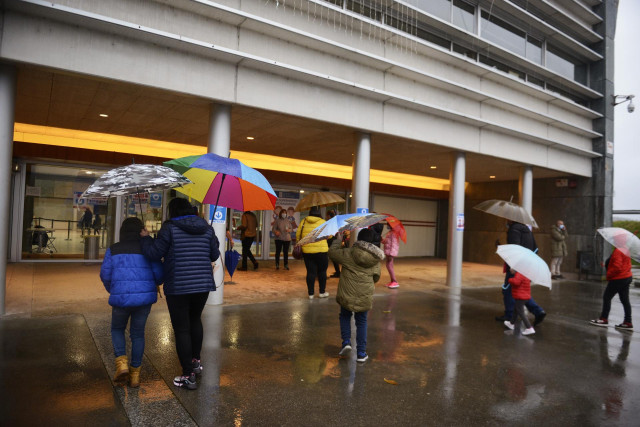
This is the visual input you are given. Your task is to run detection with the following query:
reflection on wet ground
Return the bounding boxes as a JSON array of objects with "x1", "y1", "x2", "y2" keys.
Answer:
[{"x1": 1, "y1": 280, "x2": 639, "y2": 425}]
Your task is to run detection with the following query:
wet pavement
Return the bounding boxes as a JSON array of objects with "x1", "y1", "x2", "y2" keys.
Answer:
[{"x1": 1, "y1": 274, "x2": 640, "y2": 425}]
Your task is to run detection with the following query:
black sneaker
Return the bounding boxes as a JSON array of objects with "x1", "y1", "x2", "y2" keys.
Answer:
[
  {"x1": 173, "y1": 373, "x2": 197, "y2": 390},
  {"x1": 534, "y1": 312, "x2": 546, "y2": 326},
  {"x1": 356, "y1": 353, "x2": 369, "y2": 363},
  {"x1": 614, "y1": 322, "x2": 633, "y2": 331},
  {"x1": 192, "y1": 359, "x2": 203, "y2": 374},
  {"x1": 253, "y1": 262, "x2": 259, "y2": 270}
]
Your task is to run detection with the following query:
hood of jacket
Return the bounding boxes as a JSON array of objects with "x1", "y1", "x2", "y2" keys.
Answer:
[
  {"x1": 352, "y1": 241, "x2": 385, "y2": 267},
  {"x1": 167, "y1": 215, "x2": 210, "y2": 235},
  {"x1": 304, "y1": 215, "x2": 324, "y2": 225}
]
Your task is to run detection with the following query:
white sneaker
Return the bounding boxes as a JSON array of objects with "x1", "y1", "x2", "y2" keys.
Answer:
[
  {"x1": 319, "y1": 292, "x2": 329, "y2": 298},
  {"x1": 308, "y1": 295, "x2": 314, "y2": 300},
  {"x1": 503, "y1": 321, "x2": 515, "y2": 330},
  {"x1": 522, "y1": 327, "x2": 536, "y2": 336}
]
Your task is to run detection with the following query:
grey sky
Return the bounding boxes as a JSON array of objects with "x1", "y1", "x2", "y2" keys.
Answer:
[{"x1": 613, "y1": 0, "x2": 640, "y2": 211}]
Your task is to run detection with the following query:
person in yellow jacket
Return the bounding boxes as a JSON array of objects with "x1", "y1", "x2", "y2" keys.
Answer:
[{"x1": 296, "y1": 206, "x2": 329, "y2": 299}]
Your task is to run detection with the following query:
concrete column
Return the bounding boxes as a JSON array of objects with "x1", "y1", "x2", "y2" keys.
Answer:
[
  {"x1": 446, "y1": 152, "x2": 466, "y2": 288},
  {"x1": 519, "y1": 165, "x2": 533, "y2": 214},
  {"x1": 0, "y1": 64, "x2": 16, "y2": 316},
  {"x1": 206, "y1": 103, "x2": 231, "y2": 306},
  {"x1": 351, "y1": 132, "x2": 371, "y2": 214}
]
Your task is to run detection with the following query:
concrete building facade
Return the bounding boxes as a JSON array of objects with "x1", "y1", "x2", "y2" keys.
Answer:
[{"x1": 0, "y1": 0, "x2": 617, "y2": 311}]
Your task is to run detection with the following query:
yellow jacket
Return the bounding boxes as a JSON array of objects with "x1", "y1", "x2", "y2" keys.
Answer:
[{"x1": 296, "y1": 216, "x2": 328, "y2": 253}]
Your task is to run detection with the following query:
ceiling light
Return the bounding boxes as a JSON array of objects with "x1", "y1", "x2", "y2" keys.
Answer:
[
  {"x1": 99, "y1": 113, "x2": 108, "y2": 118},
  {"x1": 430, "y1": 166, "x2": 437, "y2": 169},
  {"x1": 489, "y1": 175, "x2": 496, "y2": 179},
  {"x1": 85, "y1": 171, "x2": 93, "y2": 175},
  {"x1": 246, "y1": 136, "x2": 255, "y2": 140},
  {"x1": 299, "y1": 190, "x2": 305, "y2": 193}
]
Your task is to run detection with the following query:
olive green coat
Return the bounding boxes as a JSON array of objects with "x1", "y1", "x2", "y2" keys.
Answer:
[
  {"x1": 329, "y1": 238, "x2": 384, "y2": 312},
  {"x1": 550, "y1": 225, "x2": 568, "y2": 257}
]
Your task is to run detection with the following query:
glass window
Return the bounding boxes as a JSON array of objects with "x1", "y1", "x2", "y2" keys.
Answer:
[
  {"x1": 527, "y1": 75, "x2": 545, "y2": 88},
  {"x1": 526, "y1": 36, "x2": 542, "y2": 64},
  {"x1": 481, "y1": 10, "x2": 526, "y2": 57},
  {"x1": 452, "y1": 0, "x2": 475, "y2": 32},
  {"x1": 346, "y1": 0, "x2": 382, "y2": 21},
  {"x1": 22, "y1": 164, "x2": 115, "y2": 260},
  {"x1": 416, "y1": 25, "x2": 451, "y2": 49},
  {"x1": 546, "y1": 44, "x2": 587, "y2": 84},
  {"x1": 412, "y1": 0, "x2": 451, "y2": 21},
  {"x1": 452, "y1": 43, "x2": 477, "y2": 60}
]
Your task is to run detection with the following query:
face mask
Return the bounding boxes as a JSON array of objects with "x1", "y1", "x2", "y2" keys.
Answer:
[{"x1": 559, "y1": 225, "x2": 564, "y2": 229}]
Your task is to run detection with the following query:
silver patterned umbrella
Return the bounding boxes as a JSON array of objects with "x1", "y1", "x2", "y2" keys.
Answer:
[{"x1": 81, "y1": 164, "x2": 191, "y2": 198}]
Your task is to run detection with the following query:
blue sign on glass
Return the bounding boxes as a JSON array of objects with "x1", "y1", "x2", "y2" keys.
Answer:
[
  {"x1": 149, "y1": 192, "x2": 162, "y2": 208},
  {"x1": 356, "y1": 207, "x2": 369, "y2": 214},
  {"x1": 210, "y1": 206, "x2": 226, "y2": 224}
]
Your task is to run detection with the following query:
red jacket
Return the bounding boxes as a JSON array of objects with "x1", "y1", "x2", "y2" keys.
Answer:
[
  {"x1": 509, "y1": 272, "x2": 531, "y2": 300},
  {"x1": 606, "y1": 249, "x2": 632, "y2": 281}
]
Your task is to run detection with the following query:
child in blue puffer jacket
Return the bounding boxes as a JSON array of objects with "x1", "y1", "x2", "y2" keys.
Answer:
[{"x1": 100, "y1": 217, "x2": 163, "y2": 388}]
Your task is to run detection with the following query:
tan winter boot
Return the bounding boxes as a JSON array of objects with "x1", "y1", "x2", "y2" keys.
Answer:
[
  {"x1": 114, "y1": 355, "x2": 129, "y2": 386},
  {"x1": 129, "y1": 366, "x2": 141, "y2": 388}
]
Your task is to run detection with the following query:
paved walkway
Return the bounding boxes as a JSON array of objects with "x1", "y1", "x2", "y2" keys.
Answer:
[{"x1": 1, "y1": 260, "x2": 639, "y2": 425}]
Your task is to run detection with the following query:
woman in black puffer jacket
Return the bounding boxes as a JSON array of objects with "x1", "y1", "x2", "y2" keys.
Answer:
[{"x1": 141, "y1": 198, "x2": 220, "y2": 390}]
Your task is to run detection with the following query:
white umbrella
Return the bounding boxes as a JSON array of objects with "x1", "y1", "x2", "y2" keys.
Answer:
[
  {"x1": 597, "y1": 227, "x2": 640, "y2": 262},
  {"x1": 496, "y1": 244, "x2": 552, "y2": 289},
  {"x1": 474, "y1": 199, "x2": 538, "y2": 228}
]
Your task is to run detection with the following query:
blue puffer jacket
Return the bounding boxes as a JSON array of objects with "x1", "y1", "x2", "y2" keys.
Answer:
[
  {"x1": 100, "y1": 239, "x2": 164, "y2": 308},
  {"x1": 140, "y1": 215, "x2": 220, "y2": 295}
]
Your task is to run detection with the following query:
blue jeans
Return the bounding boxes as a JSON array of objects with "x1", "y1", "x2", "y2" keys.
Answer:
[
  {"x1": 339, "y1": 307, "x2": 368, "y2": 355},
  {"x1": 502, "y1": 272, "x2": 544, "y2": 318},
  {"x1": 111, "y1": 304, "x2": 152, "y2": 368}
]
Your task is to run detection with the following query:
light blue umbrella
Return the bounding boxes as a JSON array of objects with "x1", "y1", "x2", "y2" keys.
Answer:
[{"x1": 297, "y1": 213, "x2": 388, "y2": 246}]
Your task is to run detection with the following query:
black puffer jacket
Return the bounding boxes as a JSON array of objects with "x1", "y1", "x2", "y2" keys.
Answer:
[
  {"x1": 141, "y1": 215, "x2": 220, "y2": 295},
  {"x1": 507, "y1": 222, "x2": 537, "y2": 252}
]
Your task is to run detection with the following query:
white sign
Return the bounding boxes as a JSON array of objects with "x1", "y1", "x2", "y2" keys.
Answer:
[
  {"x1": 606, "y1": 141, "x2": 614, "y2": 155},
  {"x1": 456, "y1": 213, "x2": 465, "y2": 231}
]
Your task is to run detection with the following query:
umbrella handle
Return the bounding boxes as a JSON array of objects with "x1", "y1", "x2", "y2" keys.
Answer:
[
  {"x1": 210, "y1": 173, "x2": 227, "y2": 227},
  {"x1": 136, "y1": 187, "x2": 144, "y2": 224}
]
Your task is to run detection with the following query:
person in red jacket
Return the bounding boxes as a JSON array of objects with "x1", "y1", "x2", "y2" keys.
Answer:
[
  {"x1": 590, "y1": 248, "x2": 634, "y2": 330},
  {"x1": 503, "y1": 270, "x2": 535, "y2": 335}
]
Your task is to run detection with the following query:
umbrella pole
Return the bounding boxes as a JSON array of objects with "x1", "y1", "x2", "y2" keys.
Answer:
[
  {"x1": 210, "y1": 173, "x2": 227, "y2": 226},
  {"x1": 136, "y1": 187, "x2": 144, "y2": 224}
]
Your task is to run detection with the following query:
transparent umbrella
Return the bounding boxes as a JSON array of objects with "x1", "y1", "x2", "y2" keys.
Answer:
[
  {"x1": 474, "y1": 199, "x2": 538, "y2": 228},
  {"x1": 597, "y1": 227, "x2": 640, "y2": 262},
  {"x1": 296, "y1": 213, "x2": 388, "y2": 246},
  {"x1": 496, "y1": 244, "x2": 552, "y2": 289}
]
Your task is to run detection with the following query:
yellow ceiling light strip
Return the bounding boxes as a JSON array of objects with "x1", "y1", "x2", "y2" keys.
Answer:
[{"x1": 13, "y1": 123, "x2": 451, "y2": 191}]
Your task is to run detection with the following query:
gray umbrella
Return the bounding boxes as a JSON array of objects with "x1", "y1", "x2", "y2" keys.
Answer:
[
  {"x1": 473, "y1": 199, "x2": 538, "y2": 228},
  {"x1": 81, "y1": 164, "x2": 191, "y2": 198}
]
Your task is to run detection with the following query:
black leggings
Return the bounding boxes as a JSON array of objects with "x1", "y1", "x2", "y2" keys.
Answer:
[
  {"x1": 302, "y1": 252, "x2": 328, "y2": 295},
  {"x1": 511, "y1": 300, "x2": 532, "y2": 329},
  {"x1": 275, "y1": 240, "x2": 290, "y2": 265},
  {"x1": 600, "y1": 277, "x2": 633, "y2": 323},
  {"x1": 166, "y1": 292, "x2": 209, "y2": 375}
]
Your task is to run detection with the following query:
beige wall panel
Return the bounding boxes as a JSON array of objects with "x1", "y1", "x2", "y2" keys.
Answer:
[
  {"x1": 548, "y1": 103, "x2": 594, "y2": 130},
  {"x1": 236, "y1": 67, "x2": 384, "y2": 130},
  {"x1": 382, "y1": 105, "x2": 481, "y2": 152},
  {"x1": 480, "y1": 79, "x2": 549, "y2": 114},
  {"x1": 547, "y1": 127, "x2": 593, "y2": 151},
  {"x1": 546, "y1": 147, "x2": 593, "y2": 177},
  {"x1": 1, "y1": 13, "x2": 237, "y2": 102},
  {"x1": 480, "y1": 104, "x2": 548, "y2": 138},
  {"x1": 384, "y1": 74, "x2": 481, "y2": 117},
  {"x1": 373, "y1": 195, "x2": 437, "y2": 257},
  {"x1": 479, "y1": 130, "x2": 548, "y2": 166}
]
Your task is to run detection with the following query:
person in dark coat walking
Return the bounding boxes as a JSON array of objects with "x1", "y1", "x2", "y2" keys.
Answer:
[
  {"x1": 140, "y1": 198, "x2": 220, "y2": 390},
  {"x1": 495, "y1": 221, "x2": 546, "y2": 326},
  {"x1": 101, "y1": 217, "x2": 163, "y2": 388}
]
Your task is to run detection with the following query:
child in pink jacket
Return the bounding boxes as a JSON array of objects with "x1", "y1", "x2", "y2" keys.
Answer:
[
  {"x1": 381, "y1": 224, "x2": 400, "y2": 289},
  {"x1": 504, "y1": 270, "x2": 535, "y2": 335}
]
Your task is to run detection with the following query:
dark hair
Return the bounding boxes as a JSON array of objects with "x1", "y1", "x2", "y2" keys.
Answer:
[
  {"x1": 326, "y1": 209, "x2": 336, "y2": 219},
  {"x1": 358, "y1": 228, "x2": 374, "y2": 243},
  {"x1": 168, "y1": 198, "x2": 195, "y2": 219},
  {"x1": 309, "y1": 206, "x2": 321, "y2": 217},
  {"x1": 120, "y1": 217, "x2": 144, "y2": 241}
]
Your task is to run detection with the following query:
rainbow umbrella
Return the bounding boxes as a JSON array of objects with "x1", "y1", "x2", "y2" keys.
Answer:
[{"x1": 164, "y1": 154, "x2": 277, "y2": 211}]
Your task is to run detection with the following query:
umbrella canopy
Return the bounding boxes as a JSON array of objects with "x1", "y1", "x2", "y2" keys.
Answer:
[
  {"x1": 597, "y1": 227, "x2": 640, "y2": 262},
  {"x1": 295, "y1": 192, "x2": 345, "y2": 212},
  {"x1": 382, "y1": 214, "x2": 407, "y2": 243},
  {"x1": 81, "y1": 164, "x2": 191, "y2": 198},
  {"x1": 496, "y1": 244, "x2": 552, "y2": 289},
  {"x1": 225, "y1": 249, "x2": 242, "y2": 279},
  {"x1": 297, "y1": 213, "x2": 388, "y2": 246},
  {"x1": 473, "y1": 199, "x2": 539, "y2": 228},
  {"x1": 164, "y1": 154, "x2": 277, "y2": 211}
]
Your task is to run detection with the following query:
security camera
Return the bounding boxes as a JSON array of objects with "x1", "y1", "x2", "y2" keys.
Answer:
[{"x1": 628, "y1": 96, "x2": 635, "y2": 113}]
